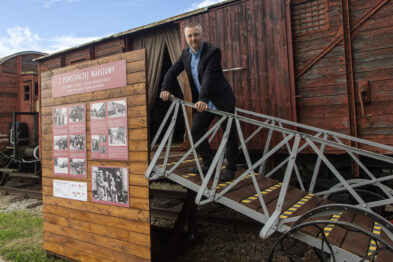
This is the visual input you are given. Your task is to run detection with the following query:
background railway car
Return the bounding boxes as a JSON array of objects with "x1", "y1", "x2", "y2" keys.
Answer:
[
  {"x1": 0, "y1": 51, "x2": 45, "y2": 148},
  {"x1": 35, "y1": 0, "x2": 393, "y2": 260},
  {"x1": 37, "y1": 0, "x2": 393, "y2": 156},
  {"x1": 0, "y1": 51, "x2": 45, "y2": 185}
]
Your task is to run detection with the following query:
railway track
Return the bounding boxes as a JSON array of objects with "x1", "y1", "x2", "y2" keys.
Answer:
[{"x1": 0, "y1": 186, "x2": 42, "y2": 200}]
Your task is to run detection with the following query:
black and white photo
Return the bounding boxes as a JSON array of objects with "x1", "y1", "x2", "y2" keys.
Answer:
[
  {"x1": 92, "y1": 135, "x2": 99, "y2": 152},
  {"x1": 100, "y1": 146, "x2": 107, "y2": 154},
  {"x1": 70, "y1": 158, "x2": 86, "y2": 175},
  {"x1": 108, "y1": 99, "x2": 127, "y2": 118},
  {"x1": 99, "y1": 135, "x2": 107, "y2": 143},
  {"x1": 91, "y1": 102, "x2": 106, "y2": 119},
  {"x1": 69, "y1": 134, "x2": 85, "y2": 151},
  {"x1": 54, "y1": 135, "x2": 68, "y2": 150},
  {"x1": 54, "y1": 157, "x2": 68, "y2": 174},
  {"x1": 53, "y1": 108, "x2": 67, "y2": 125},
  {"x1": 108, "y1": 127, "x2": 127, "y2": 146},
  {"x1": 92, "y1": 166, "x2": 128, "y2": 206},
  {"x1": 69, "y1": 105, "x2": 85, "y2": 123}
]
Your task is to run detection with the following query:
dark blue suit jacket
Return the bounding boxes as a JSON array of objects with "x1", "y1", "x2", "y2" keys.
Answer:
[{"x1": 162, "y1": 42, "x2": 236, "y2": 112}]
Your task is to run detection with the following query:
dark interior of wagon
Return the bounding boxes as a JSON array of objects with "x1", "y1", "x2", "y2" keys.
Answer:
[{"x1": 149, "y1": 46, "x2": 185, "y2": 144}]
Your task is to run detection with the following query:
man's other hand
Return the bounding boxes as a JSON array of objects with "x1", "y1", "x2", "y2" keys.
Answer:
[
  {"x1": 195, "y1": 101, "x2": 208, "y2": 112},
  {"x1": 160, "y1": 91, "x2": 173, "y2": 101}
]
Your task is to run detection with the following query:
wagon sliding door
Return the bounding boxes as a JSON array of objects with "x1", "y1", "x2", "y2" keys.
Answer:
[
  {"x1": 291, "y1": 0, "x2": 393, "y2": 153},
  {"x1": 178, "y1": 0, "x2": 296, "y2": 151}
]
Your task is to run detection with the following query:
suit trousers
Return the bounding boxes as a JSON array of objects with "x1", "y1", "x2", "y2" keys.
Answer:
[{"x1": 191, "y1": 108, "x2": 238, "y2": 169}]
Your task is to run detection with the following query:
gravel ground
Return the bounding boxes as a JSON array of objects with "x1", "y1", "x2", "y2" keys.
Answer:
[
  {"x1": 150, "y1": 181, "x2": 318, "y2": 262},
  {"x1": 0, "y1": 183, "x2": 317, "y2": 262},
  {"x1": 0, "y1": 194, "x2": 42, "y2": 214}
]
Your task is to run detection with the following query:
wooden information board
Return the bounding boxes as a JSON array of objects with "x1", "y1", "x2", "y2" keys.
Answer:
[{"x1": 40, "y1": 50, "x2": 150, "y2": 262}]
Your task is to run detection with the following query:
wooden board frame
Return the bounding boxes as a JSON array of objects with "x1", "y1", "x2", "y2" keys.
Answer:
[{"x1": 40, "y1": 49, "x2": 151, "y2": 262}]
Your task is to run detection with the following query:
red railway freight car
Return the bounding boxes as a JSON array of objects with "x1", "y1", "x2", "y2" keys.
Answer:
[
  {"x1": 36, "y1": 0, "x2": 393, "y2": 154},
  {"x1": 0, "y1": 51, "x2": 46, "y2": 149}
]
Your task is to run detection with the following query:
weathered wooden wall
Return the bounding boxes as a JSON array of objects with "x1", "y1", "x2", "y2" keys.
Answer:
[
  {"x1": 351, "y1": 0, "x2": 393, "y2": 148},
  {"x1": 36, "y1": 0, "x2": 393, "y2": 155},
  {"x1": 292, "y1": 0, "x2": 349, "y2": 134},
  {"x1": 292, "y1": 0, "x2": 393, "y2": 151},
  {"x1": 40, "y1": 50, "x2": 151, "y2": 261},
  {"x1": 177, "y1": 0, "x2": 294, "y2": 150}
]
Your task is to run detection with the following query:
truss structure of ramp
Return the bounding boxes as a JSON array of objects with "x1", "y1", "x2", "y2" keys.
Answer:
[{"x1": 146, "y1": 98, "x2": 393, "y2": 261}]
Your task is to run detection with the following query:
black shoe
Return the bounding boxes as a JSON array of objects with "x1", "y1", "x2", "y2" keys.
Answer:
[
  {"x1": 189, "y1": 165, "x2": 210, "y2": 175},
  {"x1": 220, "y1": 167, "x2": 235, "y2": 182}
]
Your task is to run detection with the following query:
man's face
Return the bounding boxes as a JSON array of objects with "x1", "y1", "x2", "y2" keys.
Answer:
[{"x1": 185, "y1": 26, "x2": 203, "y2": 52}]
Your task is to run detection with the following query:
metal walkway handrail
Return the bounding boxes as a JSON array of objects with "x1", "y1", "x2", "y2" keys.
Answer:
[{"x1": 146, "y1": 97, "x2": 393, "y2": 242}]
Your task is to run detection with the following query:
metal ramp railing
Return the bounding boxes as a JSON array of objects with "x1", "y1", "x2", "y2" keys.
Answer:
[{"x1": 146, "y1": 98, "x2": 393, "y2": 261}]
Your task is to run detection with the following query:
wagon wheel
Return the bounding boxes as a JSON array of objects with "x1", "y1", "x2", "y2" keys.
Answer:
[
  {"x1": 268, "y1": 204, "x2": 393, "y2": 262},
  {"x1": 323, "y1": 179, "x2": 393, "y2": 216},
  {"x1": 0, "y1": 156, "x2": 12, "y2": 186}
]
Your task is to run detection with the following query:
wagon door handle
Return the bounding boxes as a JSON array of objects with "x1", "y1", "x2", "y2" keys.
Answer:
[{"x1": 358, "y1": 80, "x2": 372, "y2": 117}]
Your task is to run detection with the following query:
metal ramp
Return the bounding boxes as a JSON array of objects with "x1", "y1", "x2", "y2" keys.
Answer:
[{"x1": 146, "y1": 98, "x2": 393, "y2": 261}]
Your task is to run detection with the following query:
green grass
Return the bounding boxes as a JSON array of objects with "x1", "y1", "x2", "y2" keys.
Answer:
[{"x1": 0, "y1": 211, "x2": 63, "y2": 262}]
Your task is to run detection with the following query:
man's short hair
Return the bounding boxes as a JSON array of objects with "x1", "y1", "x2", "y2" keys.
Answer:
[{"x1": 184, "y1": 22, "x2": 203, "y2": 34}]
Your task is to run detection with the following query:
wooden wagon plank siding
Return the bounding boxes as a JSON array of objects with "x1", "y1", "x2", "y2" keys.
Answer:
[
  {"x1": 94, "y1": 39, "x2": 125, "y2": 59},
  {"x1": 44, "y1": 240, "x2": 112, "y2": 262},
  {"x1": 43, "y1": 213, "x2": 149, "y2": 247},
  {"x1": 42, "y1": 204, "x2": 150, "y2": 235},
  {"x1": 43, "y1": 222, "x2": 150, "y2": 260},
  {"x1": 43, "y1": 232, "x2": 148, "y2": 262},
  {"x1": 350, "y1": 0, "x2": 393, "y2": 146}
]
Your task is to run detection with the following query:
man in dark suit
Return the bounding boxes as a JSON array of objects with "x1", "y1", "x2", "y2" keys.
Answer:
[{"x1": 160, "y1": 22, "x2": 237, "y2": 181}]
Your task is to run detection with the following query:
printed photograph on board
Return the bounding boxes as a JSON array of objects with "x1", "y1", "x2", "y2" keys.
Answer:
[
  {"x1": 92, "y1": 166, "x2": 128, "y2": 207},
  {"x1": 69, "y1": 134, "x2": 85, "y2": 151},
  {"x1": 54, "y1": 157, "x2": 68, "y2": 174},
  {"x1": 70, "y1": 158, "x2": 86, "y2": 175},
  {"x1": 54, "y1": 135, "x2": 68, "y2": 150},
  {"x1": 91, "y1": 102, "x2": 106, "y2": 119},
  {"x1": 53, "y1": 107, "x2": 68, "y2": 125},
  {"x1": 69, "y1": 105, "x2": 85, "y2": 123},
  {"x1": 108, "y1": 99, "x2": 127, "y2": 118},
  {"x1": 108, "y1": 127, "x2": 127, "y2": 146},
  {"x1": 91, "y1": 135, "x2": 99, "y2": 152}
]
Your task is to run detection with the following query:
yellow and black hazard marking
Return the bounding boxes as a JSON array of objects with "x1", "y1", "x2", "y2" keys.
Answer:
[
  {"x1": 323, "y1": 212, "x2": 343, "y2": 237},
  {"x1": 280, "y1": 194, "x2": 314, "y2": 219},
  {"x1": 182, "y1": 173, "x2": 198, "y2": 179},
  {"x1": 216, "y1": 172, "x2": 259, "y2": 190},
  {"x1": 240, "y1": 182, "x2": 282, "y2": 204},
  {"x1": 367, "y1": 221, "x2": 382, "y2": 258},
  {"x1": 158, "y1": 158, "x2": 202, "y2": 167},
  {"x1": 158, "y1": 162, "x2": 177, "y2": 167}
]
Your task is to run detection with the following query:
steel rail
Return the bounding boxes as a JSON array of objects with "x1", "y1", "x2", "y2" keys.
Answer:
[{"x1": 0, "y1": 186, "x2": 42, "y2": 200}]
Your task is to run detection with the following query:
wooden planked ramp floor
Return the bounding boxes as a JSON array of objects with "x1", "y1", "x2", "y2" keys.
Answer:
[{"x1": 151, "y1": 153, "x2": 392, "y2": 261}]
